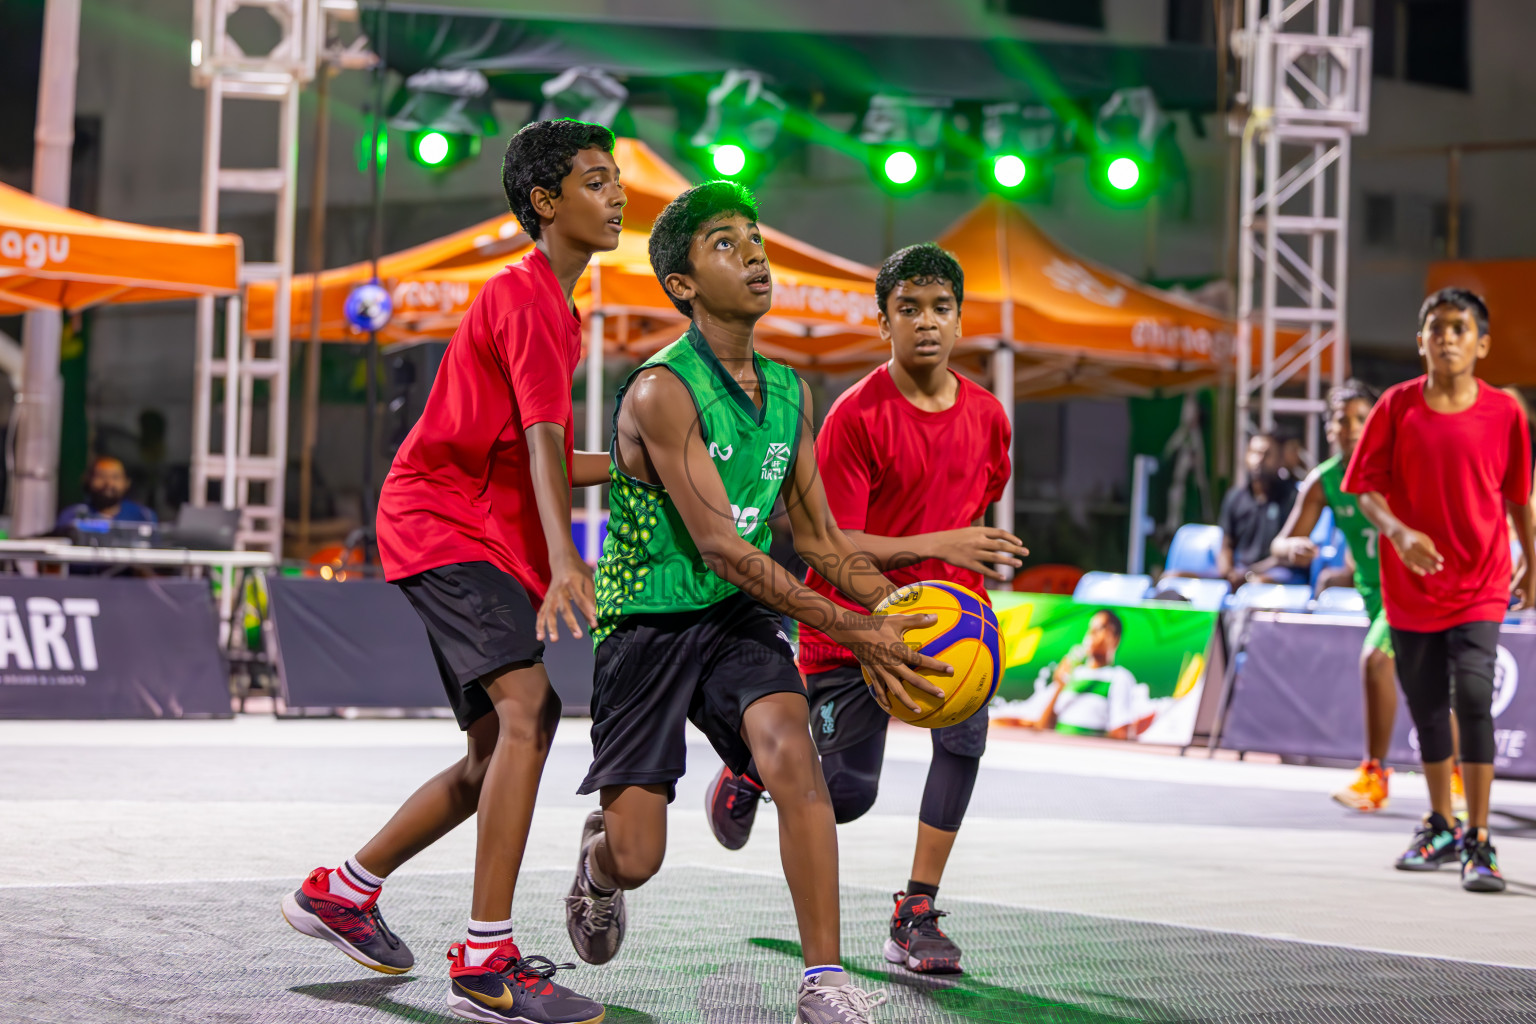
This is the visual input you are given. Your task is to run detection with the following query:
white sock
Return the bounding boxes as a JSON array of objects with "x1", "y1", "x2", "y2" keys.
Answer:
[
  {"x1": 328, "y1": 857, "x2": 383, "y2": 904},
  {"x1": 805, "y1": 965, "x2": 846, "y2": 987},
  {"x1": 584, "y1": 846, "x2": 617, "y2": 894},
  {"x1": 464, "y1": 918, "x2": 515, "y2": 969}
]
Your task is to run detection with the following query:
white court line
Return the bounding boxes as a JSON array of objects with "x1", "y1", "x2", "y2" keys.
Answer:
[{"x1": 7, "y1": 859, "x2": 1535, "y2": 976}]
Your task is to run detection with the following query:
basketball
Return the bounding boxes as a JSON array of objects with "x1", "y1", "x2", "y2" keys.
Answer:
[{"x1": 862, "y1": 581, "x2": 1003, "y2": 729}]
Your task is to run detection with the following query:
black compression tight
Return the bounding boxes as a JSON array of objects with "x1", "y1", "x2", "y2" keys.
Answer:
[{"x1": 1391, "y1": 621, "x2": 1499, "y2": 764}]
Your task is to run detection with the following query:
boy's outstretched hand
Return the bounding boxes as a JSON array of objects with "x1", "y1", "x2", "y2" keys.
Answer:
[
  {"x1": 833, "y1": 611, "x2": 951, "y2": 716},
  {"x1": 1388, "y1": 525, "x2": 1444, "y2": 576},
  {"x1": 933, "y1": 527, "x2": 1029, "y2": 580},
  {"x1": 538, "y1": 547, "x2": 597, "y2": 641}
]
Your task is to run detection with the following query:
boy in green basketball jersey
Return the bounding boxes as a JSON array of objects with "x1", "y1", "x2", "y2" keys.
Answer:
[{"x1": 563, "y1": 181, "x2": 950, "y2": 1024}]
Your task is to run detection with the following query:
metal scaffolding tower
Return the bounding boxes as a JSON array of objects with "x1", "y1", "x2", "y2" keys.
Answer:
[
  {"x1": 1234, "y1": 0, "x2": 1371, "y2": 472},
  {"x1": 189, "y1": 0, "x2": 320, "y2": 552}
]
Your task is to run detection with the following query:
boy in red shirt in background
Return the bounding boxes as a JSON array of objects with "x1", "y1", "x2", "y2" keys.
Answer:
[
  {"x1": 281, "y1": 119, "x2": 625, "y2": 1024},
  {"x1": 706, "y1": 243, "x2": 1026, "y2": 972},
  {"x1": 1345, "y1": 287, "x2": 1535, "y2": 894}
]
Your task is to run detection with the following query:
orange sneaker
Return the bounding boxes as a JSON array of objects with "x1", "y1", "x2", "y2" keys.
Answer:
[
  {"x1": 1451, "y1": 765, "x2": 1468, "y2": 816},
  {"x1": 1332, "y1": 760, "x2": 1391, "y2": 812}
]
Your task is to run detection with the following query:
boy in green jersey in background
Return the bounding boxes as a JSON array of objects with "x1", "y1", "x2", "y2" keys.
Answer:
[
  {"x1": 1272, "y1": 380, "x2": 1466, "y2": 813},
  {"x1": 563, "y1": 181, "x2": 951, "y2": 1024}
]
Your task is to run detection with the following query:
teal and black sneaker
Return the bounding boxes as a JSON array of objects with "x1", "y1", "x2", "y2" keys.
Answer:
[
  {"x1": 1395, "y1": 812, "x2": 1462, "y2": 871},
  {"x1": 1460, "y1": 827, "x2": 1507, "y2": 893}
]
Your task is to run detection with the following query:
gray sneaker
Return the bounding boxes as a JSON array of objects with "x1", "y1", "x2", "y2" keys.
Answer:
[
  {"x1": 796, "y1": 975, "x2": 888, "y2": 1023},
  {"x1": 564, "y1": 809, "x2": 627, "y2": 965}
]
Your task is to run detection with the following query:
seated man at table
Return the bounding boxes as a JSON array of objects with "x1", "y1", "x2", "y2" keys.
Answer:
[
  {"x1": 56, "y1": 456, "x2": 157, "y2": 534},
  {"x1": 1216, "y1": 433, "x2": 1301, "y2": 588}
]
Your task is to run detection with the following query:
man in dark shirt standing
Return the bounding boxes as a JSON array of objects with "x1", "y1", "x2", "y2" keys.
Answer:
[{"x1": 1217, "y1": 432, "x2": 1300, "y2": 588}]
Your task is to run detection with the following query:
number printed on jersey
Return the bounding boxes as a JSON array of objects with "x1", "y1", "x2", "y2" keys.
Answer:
[{"x1": 731, "y1": 504, "x2": 761, "y2": 533}]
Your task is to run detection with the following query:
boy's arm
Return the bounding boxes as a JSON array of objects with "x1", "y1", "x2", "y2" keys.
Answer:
[
  {"x1": 1510, "y1": 500, "x2": 1535, "y2": 610},
  {"x1": 841, "y1": 527, "x2": 1028, "y2": 581},
  {"x1": 571, "y1": 452, "x2": 611, "y2": 488},
  {"x1": 1358, "y1": 492, "x2": 1443, "y2": 576},
  {"x1": 628, "y1": 370, "x2": 949, "y2": 714},
  {"x1": 527, "y1": 423, "x2": 596, "y2": 640},
  {"x1": 1271, "y1": 468, "x2": 1326, "y2": 565}
]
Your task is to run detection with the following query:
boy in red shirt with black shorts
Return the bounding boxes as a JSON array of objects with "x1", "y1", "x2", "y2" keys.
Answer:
[
  {"x1": 705, "y1": 243, "x2": 1026, "y2": 972},
  {"x1": 1345, "y1": 287, "x2": 1535, "y2": 894},
  {"x1": 281, "y1": 119, "x2": 625, "y2": 1023}
]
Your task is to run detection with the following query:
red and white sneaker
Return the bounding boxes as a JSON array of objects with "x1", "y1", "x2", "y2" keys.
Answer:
[
  {"x1": 446, "y1": 940, "x2": 605, "y2": 1024},
  {"x1": 281, "y1": 866, "x2": 414, "y2": 974},
  {"x1": 883, "y1": 891, "x2": 963, "y2": 975}
]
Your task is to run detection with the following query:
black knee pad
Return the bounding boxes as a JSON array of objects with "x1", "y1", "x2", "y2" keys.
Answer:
[
  {"x1": 823, "y1": 762, "x2": 879, "y2": 824},
  {"x1": 1454, "y1": 655, "x2": 1498, "y2": 765}
]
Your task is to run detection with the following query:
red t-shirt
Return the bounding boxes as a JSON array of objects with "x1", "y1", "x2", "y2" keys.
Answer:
[
  {"x1": 798, "y1": 365, "x2": 1012, "y2": 673},
  {"x1": 376, "y1": 248, "x2": 580, "y2": 602},
  {"x1": 1342, "y1": 377, "x2": 1531, "y2": 632}
]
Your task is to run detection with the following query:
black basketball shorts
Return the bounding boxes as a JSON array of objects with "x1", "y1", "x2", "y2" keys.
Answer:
[
  {"x1": 579, "y1": 591, "x2": 808, "y2": 802},
  {"x1": 396, "y1": 560, "x2": 548, "y2": 730}
]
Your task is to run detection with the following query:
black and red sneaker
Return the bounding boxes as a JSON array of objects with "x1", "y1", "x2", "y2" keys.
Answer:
[
  {"x1": 446, "y1": 941, "x2": 605, "y2": 1024},
  {"x1": 705, "y1": 764, "x2": 766, "y2": 851},
  {"x1": 883, "y1": 891, "x2": 962, "y2": 975},
  {"x1": 281, "y1": 866, "x2": 414, "y2": 974}
]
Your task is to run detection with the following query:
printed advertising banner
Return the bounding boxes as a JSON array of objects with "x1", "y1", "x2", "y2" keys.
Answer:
[
  {"x1": 987, "y1": 592, "x2": 1218, "y2": 745},
  {"x1": 1223, "y1": 614, "x2": 1536, "y2": 777},
  {"x1": 0, "y1": 577, "x2": 230, "y2": 719},
  {"x1": 268, "y1": 578, "x2": 595, "y2": 715}
]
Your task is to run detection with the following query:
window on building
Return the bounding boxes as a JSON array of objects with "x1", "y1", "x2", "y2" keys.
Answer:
[
  {"x1": 1167, "y1": 0, "x2": 1215, "y2": 45},
  {"x1": 1373, "y1": 0, "x2": 1470, "y2": 91},
  {"x1": 989, "y1": 0, "x2": 1105, "y2": 30},
  {"x1": 1364, "y1": 193, "x2": 1396, "y2": 247}
]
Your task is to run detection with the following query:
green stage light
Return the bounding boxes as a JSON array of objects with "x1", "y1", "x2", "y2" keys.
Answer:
[
  {"x1": 711, "y1": 144, "x2": 747, "y2": 177},
  {"x1": 415, "y1": 131, "x2": 450, "y2": 166},
  {"x1": 993, "y1": 154, "x2": 1028, "y2": 189},
  {"x1": 884, "y1": 150, "x2": 918, "y2": 185},
  {"x1": 1107, "y1": 156, "x2": 1141, "y2": 191}
]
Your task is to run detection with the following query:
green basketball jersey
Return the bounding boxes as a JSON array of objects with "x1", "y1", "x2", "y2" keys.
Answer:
[
  {"x1": 1317, "y1": 453, "x2": 1382, "y2": 616},
  {"x1": 593, "y1": 326, "x2": 803, "y2": 644}
]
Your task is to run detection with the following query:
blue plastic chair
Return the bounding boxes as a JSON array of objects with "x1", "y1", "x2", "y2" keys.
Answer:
[
  {"x1": 1072, "y1": 572, "x2": 1153, "y2": 607},
  {"x1": 1313, "y1": 586, "x2": 1368, "y2": 618},
  {"x1": 1166, "y1": 524, "x2": 1225, "y2": 578},
  {"x1": 1149, "y1": 575, "x2": 1231, "y2": 611},
  {"x1": 1229, "y1": 582, "x2": 1314, "y2": 613}
]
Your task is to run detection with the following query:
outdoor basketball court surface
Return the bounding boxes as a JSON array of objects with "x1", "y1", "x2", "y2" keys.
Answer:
[{"x1": 5, "y1": 716, "x2": 1536, "y2": 1023}]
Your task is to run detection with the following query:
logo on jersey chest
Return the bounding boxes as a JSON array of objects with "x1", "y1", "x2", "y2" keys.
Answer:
[
  {"x1": 760, "y1": 442, "x2": 791, "y2": 481},
  {"x1": 708, "y1": 441, "x2": 733, "y2": 461}
]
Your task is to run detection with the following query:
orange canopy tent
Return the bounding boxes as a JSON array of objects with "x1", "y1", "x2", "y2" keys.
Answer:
[
  {"x1": 938, "y1": 196, "x2": 1327, "y2": 399},
  {"x1": 250, "y1": 137, "x2": 886, "y2": 369},
  {"x1": 246, "y1": 137, "x2": 756, "y2": 344},
  {"x1": 1425, "y1": 259, "x2": 1535, "y2": 385},
  {"x1": 388, "y1": 223, "x2": 884, "y2": 370},
  {"x1": 0, "y1": 182, "x2": 241, "y2": 314}
]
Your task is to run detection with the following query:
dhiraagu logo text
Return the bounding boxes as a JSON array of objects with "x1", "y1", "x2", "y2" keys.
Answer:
[{"x1": 760, "y1": 442, "x2": 791, "y2": 481}]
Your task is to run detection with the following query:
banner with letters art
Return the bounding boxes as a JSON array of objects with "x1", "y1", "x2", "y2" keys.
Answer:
[
  {"x1": 987, "y1": 592, "x2": 1218, "y2": 745},
  {"x1": 1222, "y1": 614, "x2": 1536, "y2": 777},
  {"x1": 0, "y1": 577, "x2": 230, "y2": 719}
]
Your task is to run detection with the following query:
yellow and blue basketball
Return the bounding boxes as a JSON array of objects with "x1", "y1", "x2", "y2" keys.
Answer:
[{"x1": 861, "y1": 580, "x2": 1003, "y2": 729}]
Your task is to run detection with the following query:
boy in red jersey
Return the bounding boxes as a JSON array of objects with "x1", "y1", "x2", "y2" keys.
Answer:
[
  {"x1": 281, "y1": 119, "x2": 624, "y2": 1024},
  {"x1": 1345, "y1": 287, "x2": 1535, "y2": 894},
  {"x1": 706, "y1": 243, "x2": 1025, "y2": 973}
]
